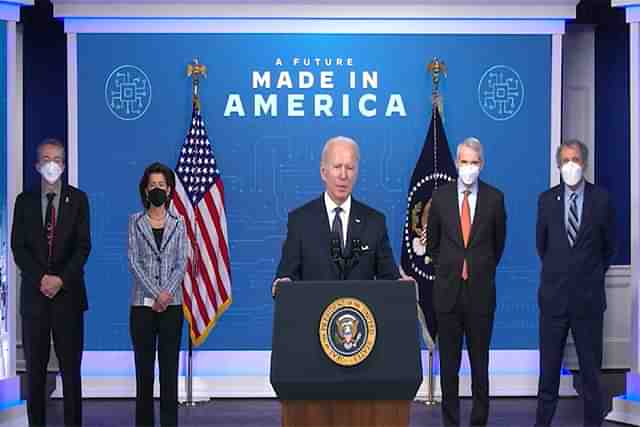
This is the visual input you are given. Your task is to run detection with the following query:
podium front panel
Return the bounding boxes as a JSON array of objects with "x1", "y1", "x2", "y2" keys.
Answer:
[{"x1": 270, "y1": 280, "x2": 422, "y2": 400}]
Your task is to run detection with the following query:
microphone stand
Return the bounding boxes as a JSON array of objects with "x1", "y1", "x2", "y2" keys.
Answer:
[
  {"x1": 331, "y1": 237, "x2": 363, "y2": 280},
  {"x1": 330, "y1": 235, "x2": 346, "y2": 280},
  {"x1": 341, "y1": 239, "x2": 362, "y2": 280}
]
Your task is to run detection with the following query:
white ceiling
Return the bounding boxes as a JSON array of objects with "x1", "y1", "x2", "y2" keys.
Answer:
[{"x1": 49, "y1": 0, "x2": 581, "y2": 19}]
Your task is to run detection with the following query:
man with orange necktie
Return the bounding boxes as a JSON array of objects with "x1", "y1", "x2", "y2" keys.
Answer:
[{"x1": 427, "y1": 137, "x2": 507, "y2": 426}]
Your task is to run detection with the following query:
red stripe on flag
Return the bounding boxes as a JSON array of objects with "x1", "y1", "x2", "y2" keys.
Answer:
[
  {"x1": 194, "y1": 206, "x2": 223, "y2": 309},
  {"x1": 204, "y1": 187, "x2": 231, "y2": 274},
  {"x1": 217, "y1": 178, "x2": 225, "y2": 200},
  {"x1": 202, "y1": 197, "x2": 230, "y2": 303},
  {"x1": 196, "y1": 255, "x2": 219, "y2": 313},
  {"x1": 172, "y1": 193, "x2": 198, "y2": 248},
  {"x1": 182, "y1": 266, "x2": 201, "y2": 337},
  {"x1": 173, "y1": 191, "x2": 214, "y2": 327},
  {"x1": 189, "y1": 255, "x2": 213, "y2": 327}
]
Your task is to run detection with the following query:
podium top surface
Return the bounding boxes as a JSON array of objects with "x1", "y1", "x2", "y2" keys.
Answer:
[{"x1": 275, "y1": 279, "x2": 419, "y2": 302}]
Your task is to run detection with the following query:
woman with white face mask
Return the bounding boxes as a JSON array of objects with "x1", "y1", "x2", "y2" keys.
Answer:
[{"x1": 127, "y1": 162, "x2": 188, "y2": 427}]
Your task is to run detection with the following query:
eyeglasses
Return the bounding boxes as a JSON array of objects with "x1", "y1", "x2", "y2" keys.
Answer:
[{"x1": 40, "y1": 156, "x2": 64, "y2": 165}]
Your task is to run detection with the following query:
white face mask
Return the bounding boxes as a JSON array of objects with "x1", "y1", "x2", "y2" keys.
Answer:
[
  {"x1": 39, "y1": 161, "x2": 63, "y2": 185},
  {"x1": 458, "y1": 164, "x2": 480, "y2": 186},
  {"x1": 560, "y1": 161, "x2": 583, "y2": 187}
]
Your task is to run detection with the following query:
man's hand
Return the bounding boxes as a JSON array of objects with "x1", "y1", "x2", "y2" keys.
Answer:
[
  {"x1": 398, "y1": 270, "x2": 420, "y2": 302},
  {"x1": 399, "y1": 270, "x2": 417, "y2": 284},
  {"x1": 154, "y1": 290, "x2": 173, "y2": 312},
  {"x1": 40, "y1": 274, "x2": 63, "y2": 299},
  {"x1": 272, "y1": 277, "x2": 291, "y2": 297}
]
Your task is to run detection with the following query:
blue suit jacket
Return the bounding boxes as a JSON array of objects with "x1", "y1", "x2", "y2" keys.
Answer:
[
  {"x1": 275, "y1": 196, "x2": 400, "y2": 281},
  {"x1": 536, "y1": 181, "x2": 616, "y2": 316}
]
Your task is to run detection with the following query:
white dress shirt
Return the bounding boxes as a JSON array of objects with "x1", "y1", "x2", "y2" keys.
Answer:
[{"x1": 324, "y1": 192, "x2": 351, "y2": 248}]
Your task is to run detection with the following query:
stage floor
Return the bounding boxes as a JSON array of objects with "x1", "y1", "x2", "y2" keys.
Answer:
[{"x1": 43, "y1": 397, "x2": 627, "y2": 426}]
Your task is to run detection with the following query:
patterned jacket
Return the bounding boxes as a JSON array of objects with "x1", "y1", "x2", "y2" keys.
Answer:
[{"x1": 128, "y1": 211, "x2": 188, "y2": 306}]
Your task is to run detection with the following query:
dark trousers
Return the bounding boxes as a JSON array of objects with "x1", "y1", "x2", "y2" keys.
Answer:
[
  {"x1": 436, "y1": 283, "x2": 494, "y2": 426},
  {"x1": 130, "y1": 305, "x2": 184, "y2": 427},
  {"x1": 536, "y1": 310, "x2": 604, "y2": 427},
  {"x1": 22, "y1": 305, "x2": 84, "y2": 427}
]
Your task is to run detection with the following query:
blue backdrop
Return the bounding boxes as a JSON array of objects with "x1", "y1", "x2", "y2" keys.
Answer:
[{"x1": 78, "y1": 33, "x2": 550, "y2": 350}]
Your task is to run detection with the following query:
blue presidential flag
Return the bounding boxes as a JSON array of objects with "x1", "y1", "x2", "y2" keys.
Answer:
[{"x1": 400, "y1": 105, "x2": 456, "y2": 346}]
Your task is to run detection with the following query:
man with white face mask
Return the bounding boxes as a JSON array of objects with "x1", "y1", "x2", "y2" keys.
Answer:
[
  {"x1": 535, "y1": 140, "x2": 616, "y2": 427},
  {"x1": 11, "y1": 138, "x2": 91, "y2": 426},
  {"x1": 427, "y1": 137, "x2": 506, "y2": 426}
]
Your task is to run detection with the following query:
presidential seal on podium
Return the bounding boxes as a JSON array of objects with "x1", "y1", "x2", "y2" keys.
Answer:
[{"x1": 319, "y1": 297, "x2": 376, "y2": 367}]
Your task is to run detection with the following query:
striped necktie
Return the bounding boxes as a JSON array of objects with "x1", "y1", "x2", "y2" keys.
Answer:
[{"x1": 567, "y1": 192, "x2": 579, "y2": 247}]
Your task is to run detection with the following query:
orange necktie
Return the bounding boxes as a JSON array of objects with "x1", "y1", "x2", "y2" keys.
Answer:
[{"x1": 461, "y1": 190, "x2": 471, "y2": 280}]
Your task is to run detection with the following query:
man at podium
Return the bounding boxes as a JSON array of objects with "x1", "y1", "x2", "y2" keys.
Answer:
[{"x1": 273, "y1": 136, "x2": 399, "y2": 293}]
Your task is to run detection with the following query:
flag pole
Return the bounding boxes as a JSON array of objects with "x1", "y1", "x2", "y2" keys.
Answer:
[
  {"x1": 181, "y1": 58, "x2": 209, "y2": 408},
  {"x1": 416, "y1": 302, "x2": 439, "y2": 406},
  {"x1": 425, "y1": 348, "x2": 438, "y2": 406},
  {"x1": 184, "y1": 338, "x2": 196, "y2": 406},
  {"x1": 422, "y1": 57, "x2": 448, "y2": 407}
]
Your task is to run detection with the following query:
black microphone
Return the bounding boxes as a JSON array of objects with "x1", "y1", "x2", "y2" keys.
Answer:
[
  {"x1": 330, "y1": 232, "x2": 345, "y2": 280},
  {"x1": 350, "y1": 238, "x2": 362, "y2": 258},
  {"x1": 344, "y1": 238, "x2": 362, "y2": 277}
]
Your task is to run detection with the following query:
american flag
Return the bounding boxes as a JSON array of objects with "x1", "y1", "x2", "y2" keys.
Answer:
[{"x1": 173, "y1": 105, "x2": 232, "y2": 346}]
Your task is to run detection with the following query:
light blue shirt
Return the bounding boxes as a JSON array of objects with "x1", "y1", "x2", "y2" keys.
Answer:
[
  {"x1": 564, "y1": 180, "x2": 585, "y2": 233},
  {"x1": 457, "y1": 178, "x2": 478, "y2": 224}
]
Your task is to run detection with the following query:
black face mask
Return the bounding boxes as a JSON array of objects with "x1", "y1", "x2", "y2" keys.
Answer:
[{"x1": 148, "y1": 188, "x2": 168, "y2": 207}]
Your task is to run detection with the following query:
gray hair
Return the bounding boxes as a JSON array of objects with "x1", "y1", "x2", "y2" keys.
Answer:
[
  {"x1": 37, "y1": 137, "x2": 66, "y2": 161},
  {"x1": 321, "y1": 136, "x2": 360, "y2": 165},
  {"x1": 556, "y1": 139, "x2": 589, "y2": 169},
  {"x1": 456, "y1": 137, "x2": 484, "y2": 163}
]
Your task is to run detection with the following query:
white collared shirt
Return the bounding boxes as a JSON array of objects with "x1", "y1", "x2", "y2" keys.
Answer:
[
  {"x1": 324, "y1": 192, "x2": 351, "y2": 247},
  {"x1": 457, "y1": 178, "x2": 478, "y2": 224}
]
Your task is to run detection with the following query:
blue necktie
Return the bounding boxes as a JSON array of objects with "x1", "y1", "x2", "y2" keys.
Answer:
[{"x1": 567, "y1": 192, "x2": 579, "y2": 247}]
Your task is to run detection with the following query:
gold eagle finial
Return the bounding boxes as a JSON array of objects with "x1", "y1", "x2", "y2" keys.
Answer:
[{"x1": 187, "y1": 58, "x2": 207, "y2": 111}]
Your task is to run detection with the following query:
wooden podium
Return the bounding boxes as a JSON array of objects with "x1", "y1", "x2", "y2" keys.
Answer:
[
  {"x1": 270, "y1": 281, "x2": 422, "y2": 427},
  {"x1": 281, "y1": 400, "x2": 410, "y2": 427}
]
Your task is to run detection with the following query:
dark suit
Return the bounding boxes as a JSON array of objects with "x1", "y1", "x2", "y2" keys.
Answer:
[
  {"x1": 535, "y1": 182, "x2": 615, "y2": 427},
  {"x1": 275, "y1": 195, "x2": 400, "y2": 281},
  {"x1": 427, "y1": 180, "x2": 506, "y2": 426},
  {"x1": 11, "y1": 184, "x2": 91, "y2": 427}
]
